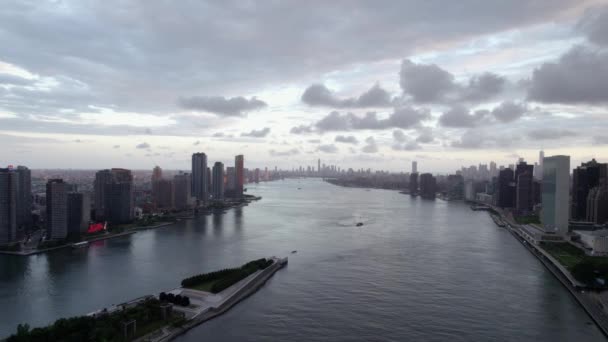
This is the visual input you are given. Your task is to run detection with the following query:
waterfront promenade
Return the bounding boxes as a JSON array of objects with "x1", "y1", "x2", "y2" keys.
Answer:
[
  {"x1": 135, "y1": 257, "x2": 287, "y2": 342},
  {"x1": 488, "y1": 207, "x2": 608, "y2": 337}
]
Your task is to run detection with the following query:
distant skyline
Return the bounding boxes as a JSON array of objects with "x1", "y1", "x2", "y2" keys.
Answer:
[{"x1": 1, "y1": 1, "x2": 607, "y2": 172}]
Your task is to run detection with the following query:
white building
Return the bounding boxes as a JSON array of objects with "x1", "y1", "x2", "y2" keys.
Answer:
[
  {"x1": 541, "y1": 155, "x2": 570, "y2": 235},
  {"x1": 574, "y1": 230, "x2": 608, "y2": 255}
]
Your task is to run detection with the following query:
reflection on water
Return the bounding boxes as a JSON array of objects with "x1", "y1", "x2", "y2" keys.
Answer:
[{"x1": 0, "y1": 179, "x2": 604, "y2": 341}]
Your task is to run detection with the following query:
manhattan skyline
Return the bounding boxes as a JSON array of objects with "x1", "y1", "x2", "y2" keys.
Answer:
[{"x1": 1, "y1": 1, "x2": 607, "y2": 172}]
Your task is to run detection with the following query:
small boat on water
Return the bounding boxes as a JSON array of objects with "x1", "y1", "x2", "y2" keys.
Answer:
[
  {"x1": 291, "y1": 250, "x2": 297, "y2": 254},
  {"x1": 71, "y1": 241, "x2": 89, "y2": 249},
  {"x1": 356, "y1": 222, "x2": 364, "y2": 227}
]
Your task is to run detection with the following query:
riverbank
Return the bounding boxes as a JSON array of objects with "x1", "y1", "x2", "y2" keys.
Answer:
[
  {"x1": 0, "y1": 195, "x2": 262, "y2": 257},
  {"x1": 3, "y1": 256, "x2": 287, "y2": 341},
  {"x1": 139, "y1": 256, "x2": 288, "y2": 341},
  {"x1": 488, "y1": 207, "x2": 608, "y2": 337}
]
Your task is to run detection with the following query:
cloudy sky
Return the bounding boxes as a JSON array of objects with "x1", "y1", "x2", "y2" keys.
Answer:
[{"x1": 1, "y1": 0, "x2": 607, "y2": 172}]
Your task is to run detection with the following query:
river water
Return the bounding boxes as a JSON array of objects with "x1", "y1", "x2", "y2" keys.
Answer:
[{"x1": 0, "y1": 179, "x2": 604, "y2": 340}]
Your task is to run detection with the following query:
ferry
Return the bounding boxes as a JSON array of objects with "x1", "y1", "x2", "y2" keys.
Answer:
[{"x1": 71, "y1": 241, "x2": 89, "y2": 249}]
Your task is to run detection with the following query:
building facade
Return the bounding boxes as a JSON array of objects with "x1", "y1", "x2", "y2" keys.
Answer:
[
  {"x1": 212, "y1": 162, "x2": 225, "y2": 200},
  {"x1": 0, "y1": 168, "x2": 17, "y2": 244},
  {"x1": 235, "y1": 155, "x2": 244, "y2": 198},
  {"x1": 191, "y1": 153, "x2": 208, "y2": 203},
  {"x1": 541, "y1": 155, "x2": 570, "y2": 235},
  {"x1": 46, "y1": 179, "x2": 68, "y2": 240}
]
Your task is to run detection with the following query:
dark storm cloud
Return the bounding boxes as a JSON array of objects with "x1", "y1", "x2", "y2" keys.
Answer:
[
  {"x1": 415, "y1": 128, "x2": 434, "y2": 143},
  {"x1": 451, "y1": 131, "x2": 485, "y2": 149},
  {"x1": 527, "y1": 129, "x2": 578, "y2": 140},
  {"x1": 241, "y1": 127, "x2": 271, "y2": 138},
  {"x1": 0, "y1": 0, "x2": 588, "y2": 124},
  {"x1": 335, "y1": 135, "x2": 359, "y2": 144},
  {"x1": 301, "y1": 83, "x2": 391, "y2": 108},
  {"x1": 393, "y1": 130, "x2": 407, "y2": 143},
  {"x1": 315, "y1": 108, "x2": 430, "y2": 132},
  {"x1": 177, "y1": 96, "x2": 267, "y2": 116},
  {"x1": 527, "y1": 46, "x2": 608, "y2": 105},
  {"x1": 578, "y1": 5, "x2": 608, "y2": 46}
]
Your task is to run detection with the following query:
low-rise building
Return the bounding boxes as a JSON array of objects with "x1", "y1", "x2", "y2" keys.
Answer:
[{"x1": 573, "y1": 229, "x2": 608, "y2": 256}]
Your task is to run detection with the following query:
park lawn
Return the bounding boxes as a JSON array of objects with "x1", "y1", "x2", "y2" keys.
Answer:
[
  {"x1": 541, "y1": 242, "x2": 586, "y2": 269},
  {"x1": 189, "y1": 278, "x2": 221, "y2": 292}
]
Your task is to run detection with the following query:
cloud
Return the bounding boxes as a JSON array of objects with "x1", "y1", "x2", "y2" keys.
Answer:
[
  {"x1": 136, "y1": 142, "x2": 150, "y2": 149},
  {"x1": 0, "y1": 73, "x2": 33, "y2": 86},
  {"x1": 578, "y1": 5, "x2": 608, "y2": 46},
  {"x1": 269, "y1": 148, "x2": 299, "y2": 156},
  {"x1": 113, "y1": 145, "x2": 120, "y2": 149},
  {"x1": 415, "y1": 129, "x2": 434, "y2": 143},
  {"x1": 593, "y1": 135, "x2": 608, "y2": 145},
  {"x1": 393, "y1": 141, "x2": 421, "y2": 151},
  {"x1": 361, "y1": 137, "x2": 378, "y2": 153},
  {"x1": 491, "y1": 101, "x2": 527, "y2": 123},
  {"x1": 335, "y1": 135, "x2": 359, "y2": 144},
  {"x1": 527, "y1": 46, "x2": 608, "y2": 104},
  {"x1": 439, "y1": 106, "x2": 485, "y2": 127},
  {"x1": 193, "y1": 140, "x2": 200, "y2": 145},
  {"x1": 393, "y1": 130, "x2": 407, "y2": 143},
  {"x1": 212, "y1": 132, "x2": 224, "y2": 137},
  {"x1": 301, "y1": 83, "x2": 391, "y2": 108},
  {"x1": 461, "y1": 73, "x2": 506, "y2": 102},
  {"x1": 527, "y1": 129, "x2": 578, "y2": 140},
  {"x1": 178, "y1": 96, "x2": 267, "y2": 116},
  {"x1": 317, "y1": 144, "x2": 338, "y2": 153},
  {"x1": 399, "y1": 59, "x2": 455, "y2": 103},
  {"x1": 290, "y1": 124, "x2": 315, "y2": 134},
  {"x1": 241, "y1": 127, "x2": 270, "y2": 137},
  {"x1": 315, "y1": 108, "x2": 430, "y2": 131},
  {"x1": 451, "y1": 131, "x2": 485, "y2": 149}
]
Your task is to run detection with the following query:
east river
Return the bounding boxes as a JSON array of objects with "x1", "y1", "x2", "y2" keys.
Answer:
[{"x1": 0, "y1": 179, "x2": 605, "y2": 340}]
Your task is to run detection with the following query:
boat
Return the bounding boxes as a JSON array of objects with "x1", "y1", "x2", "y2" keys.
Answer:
[
  {"x1": 291, "y1": 250, "x2": 297, "y2": 254},
  {"x1": 71, "y1": 241, "x2": 89, "y2": 249},
  {"x1": 356, "y1": 222, "x2": 364, "y2": 227}
]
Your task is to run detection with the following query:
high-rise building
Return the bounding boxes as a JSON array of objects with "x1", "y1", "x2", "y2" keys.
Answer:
[
  {"x1": 152, "y1": 166, "x2": 163, "y2": 182},
  {"x1": 15, "y1": 166, "x2": 32, "y2": 234},
  {"x1": 226, "y1": 167, "x2": 236, "y2": 194},
  {"x1": 447, "y1": 174, "x2": 464, "y2": 200},
  {"x1": 541, "y1": 155, "x2": 570, "y2": 235},
  {"x1": 0, "y1": 168, "x2": 17, "y2": 245},
  {"x1": 515, "y1": 161, "x2": 534, "y2": 212},
  {"x1": 94, "y1": 169, "x2": 113, "y2": 220},
  {"x1": 536, "y1": 150, "x2": 544, "y2": 180},
  {"x1": 152, "y1": 179, "x2": 173, "y2": 209},
  {"x1": 318, "y1": 158, "x2": 321, "y2": 174},
  {"x1": 212, "y1": 162, "x2": 225, "y2": 200},
  {"x1": 412, "y1": 161, "x2": 418, "y2": 174},
  {"x1": 572, "y1": 159, "x2": 607, "y2": 221},
  {"x1": 254, "y1": 168, "x2": 260, "y2": 183},
  {"x1": 419, "y1": 173, "x2": 436, "y2": 199},
  {"x1": 409, "y1": 173, "x2": 418, "y2": 195},
  {"x1": 46, "y1": 179, "x2": 68, "y2": 240},
  {"x1": 191, "y1": 153, "x2": 208, "y2": 202},
  {"x1": 172, "y1": 173, "x2": 191, "y2": 210},
  {"x1": 586, "y1": 184, "x2": 608, "y2": 224},
  {"x1": 235, "y1": 155, "x2": 244, "y2": 198},
  {"x1": 497, "y1": 168, "x2": 515, "y2": 208},
  {"x1": 102, "y1": 169, "x2": 134, "y2": 224},
  {"x1": 67, "y1": 192, "x2": 90, "y2": 236}
]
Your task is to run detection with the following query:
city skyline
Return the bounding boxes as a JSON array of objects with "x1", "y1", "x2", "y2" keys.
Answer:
[{"x1": 1, "y1": 1, "x2": 608, "y2": 172}]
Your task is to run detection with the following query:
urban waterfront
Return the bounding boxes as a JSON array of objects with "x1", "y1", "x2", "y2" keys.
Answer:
[{"x1": 0, "y1": 179, "x2": 604, "y2": 340}]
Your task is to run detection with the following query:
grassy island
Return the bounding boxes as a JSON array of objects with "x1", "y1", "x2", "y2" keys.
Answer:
[{"x1": 181, "y1": 258, "x2": 274, "y2": 293}]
